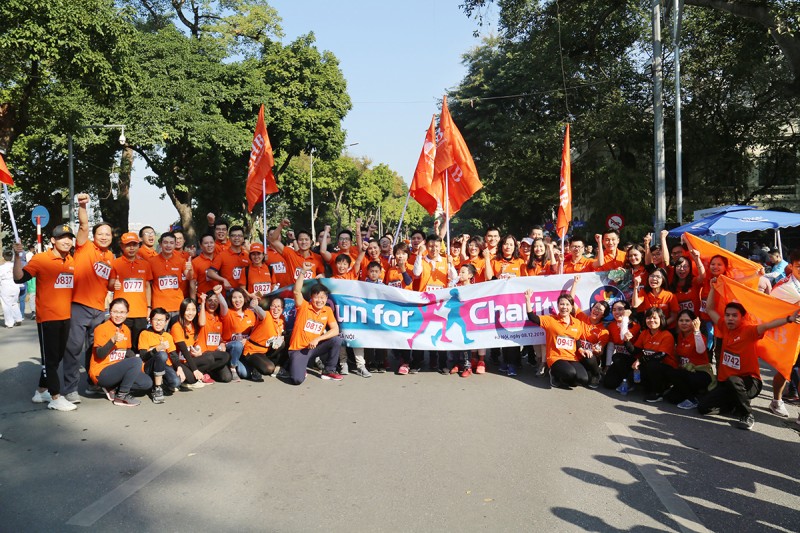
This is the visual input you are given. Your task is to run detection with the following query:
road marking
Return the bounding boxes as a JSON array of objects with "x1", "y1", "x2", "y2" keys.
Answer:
[
  {"x1": 606, "y1": 422, "x2": 710, "y2": 533},
  {"x1": 67, "y1": 413, "x2": 241, "y2": 527}
]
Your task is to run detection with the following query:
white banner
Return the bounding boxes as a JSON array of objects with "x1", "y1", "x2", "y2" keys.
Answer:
[{"x1": 282, "y1": 271, "x2": 631, "y2": 351}]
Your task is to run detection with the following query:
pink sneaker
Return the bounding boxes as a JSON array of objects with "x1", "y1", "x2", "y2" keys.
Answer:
[
  {"x1": 202, "y1": 374, "x2": 215, "y2": 384},
  {"x1": 475, "y1": 361, "x2": 486, "y2": 374},
  {"x1": 460, "y1": 368, "x2": 472, "y2": 378},
  {"x1": 321, "y1": 371, "x2": 343, "y2": 381},
  {"x1": 397, "y1": 363, "x2": 410, "y2": 375}
]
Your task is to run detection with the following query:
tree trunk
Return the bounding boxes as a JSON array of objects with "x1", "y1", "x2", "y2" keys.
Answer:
[{"x1": 165, "y1": 184, "x2": 196, "y2": 244}]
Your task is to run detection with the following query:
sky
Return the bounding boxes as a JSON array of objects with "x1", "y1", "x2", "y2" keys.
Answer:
[{"x1": 128, "y1": 0, "x2": 496, "y2": 232}]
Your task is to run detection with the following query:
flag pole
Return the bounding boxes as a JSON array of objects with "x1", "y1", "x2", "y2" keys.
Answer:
[
  {"x1": 559, "y1": 235, "x2": 565, "y2": 275},
  {"x1": 445, "y1": 169, "x2": 451, "y2": 281},
  {"x1": 262, "y1": 178, "x2": 267, "y2": 244},
  {"x1": 394, "y1": 189, "x2": 411, "y2": 245},
  {"x1": 3, "y1": 184, "x2": 20, "y2": 243}
]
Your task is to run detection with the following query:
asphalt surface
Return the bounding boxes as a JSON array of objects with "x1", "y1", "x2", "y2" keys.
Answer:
[{"x1": 1, "y1": 320, "x2": 799, "y2": 532}]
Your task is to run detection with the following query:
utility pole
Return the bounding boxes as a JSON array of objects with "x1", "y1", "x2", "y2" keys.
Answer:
[{"x1": 652, "y1": 0, "x2": 667, "y2": 233}]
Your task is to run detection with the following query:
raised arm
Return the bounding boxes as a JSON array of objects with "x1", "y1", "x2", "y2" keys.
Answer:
[
  {"x1": 293, "y1": 263, "x2": 309, "y2": 307},
  {"x1": 76, "y1": 193, "x2": 90, "y2": 247},
  {"x1": 268, "y1": 218, "x2": 290, "y2": 255},
  {"x1": 758, "y1": 309, "x2": 800, "y2": 336},
  {"x1": 524, "y1": 288, "x2": 541, "y2": 325},
  {"x1": 660, "y1": 230, "x2": 670, "y2": 267}
]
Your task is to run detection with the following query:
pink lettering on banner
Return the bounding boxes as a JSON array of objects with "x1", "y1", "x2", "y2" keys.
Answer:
[{"x1": 460, "y1": 291, "x2": 582, "y2": 331}]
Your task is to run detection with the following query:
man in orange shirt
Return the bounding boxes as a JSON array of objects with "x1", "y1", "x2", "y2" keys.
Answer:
[
  {"x1": 593, "y1": 229, "x2": 627, "y2": 271},
  {"x1": 206, "y1": 213, "x2": 231, "y2": 255},
  {"x1": 558, "y1": 238, "x2": 595, "y2": 274},
  {"x1": 268, "y1": 219, "x2": 325, "y2": 282},
  {"x1": 14, "y1": 224, "x2": 77, "y2": 411},
  {"x1": 147, "y1": 232, "x2": 192, "y2": 315},
  {"x1": 192, "y1": 234, "x2": 217, "y2": 295},
  {"x1": 207, "y1": 225, "x2": 249, "y2": 290},
  {"x1": 285, "y1": 264, "x2": 342, "y2": 385},
  {"x1": 172, "y1": 228, "x2": 195, "y2": 299},
  {"x1": 137, "y1": 226, "x2": 158, "y2": 260},
  {"x1": 698, "y1": 281, "x2": 800, "y2": 430},
  {"x1": 108, "y1": 232, "x2": 153, "y2": 350},
  {"x1": 484, "y1": 227, "x2": 501, "y2": 257},
  {"x1": 63, "y1": 193, "x2": 115, "y2": 402}
]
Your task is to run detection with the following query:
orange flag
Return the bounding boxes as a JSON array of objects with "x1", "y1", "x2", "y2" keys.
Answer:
[
  {"x1": 409, "y1": 115, "x2": 440, "y2": 216},
  {"x1": 556, "y1": 124, "x2": 571, "y2": 240},
  {"x1": 246, "y1": 104, "x2": 278, "y2": 212},
  {"x1": 0, "y1": 153, "x2": 13, "y2": 186},
  {"x1": 433, "y1": 96, "x2": 482, "y2": 216},
  {"x1": 714, "y1": 276, "x2": 800, "y2": 379},
  {"x1": 683, "y1": 232, "x2": 760, "y2": 289}
]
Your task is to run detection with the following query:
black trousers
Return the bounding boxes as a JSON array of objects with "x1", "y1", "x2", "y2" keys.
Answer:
[
  {"x1": 37, "y1": 319, "x2": 71, "y2": 395},
  {"x1": 698, "y1": 376, "x2": 762, "y2": 416}
]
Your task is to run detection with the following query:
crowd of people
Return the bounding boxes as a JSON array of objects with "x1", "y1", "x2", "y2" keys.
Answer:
[{"x1": 11, "y1": 193, "x2": 800, "y2": 432}]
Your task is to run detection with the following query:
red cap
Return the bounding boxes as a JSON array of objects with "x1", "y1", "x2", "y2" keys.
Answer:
[{"x1": 249, "y1": 242, "x2": 265, "y2": 253}]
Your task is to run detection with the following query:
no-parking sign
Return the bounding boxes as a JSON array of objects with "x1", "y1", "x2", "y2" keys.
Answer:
[{"x1": 606, "y1": 214, "x2": 624, "y2": 231}]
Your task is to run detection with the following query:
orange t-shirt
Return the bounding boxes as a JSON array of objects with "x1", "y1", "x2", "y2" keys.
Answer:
[
  {"x1": 138, "y1": 329, "x2": 176, "y2": 367},
  {"x1": 109, "y1": 256, "x2": 153, "y2": 318},
  {"x1": 222, "y1": 309, "x2": 256, "y2": 342},
  {"x1": 537, "y1": 315, "x2": 590, "y2": 366},
  {"x1": 673, "y1": 279, "x2": 703, "y2": 315},
  {"x1": 716, "y1": 323, "x2": 762, "y2": 381},
  {"x1": 137, "y1": 246, "x2": 158, "y2": 260},
  {"x1": 210, "y1": 247, "x2": 250, "y2": 289},
  {"x1": 563, "y1": 256, "x2": 595, "y2": 274},
  {"x1": 384, "y1": 264, "x2": 413, "y2": 289},
  {"x1": 460, "y1": 256, "x2": 487, "y2": 283},
  {"x1": 607, "y1": 319, "x2": 641, "y2": 355},
  {"x1": 289, "y1": 300, "x2": 337, "y2": 351},
  {"x1": 170, "y1": 321, "x2": 196, "y2": 346},
  {"x1": 523, "y1": 260, "x2": 551, "y2": 277},
  {"x1": 491, "y1": 257, "x2": 526, "y2": 279},
  {"x1": 281, "y1": 247, "x2": 325, "y2": 282},
  {"x1": 244, "y1": 314, "x2": 284, "y2": 355},
  {"x1": 634, "y1": 329, "x2": 677, "y2": 367},
  {"x1": 596, "y1": 249, "x2": 627, "y2": 271},
  {"x1": 332, "y1": 269, "x2": 358, "y2": 281},
  {"x1": 197, "y1": 313, "x2": 223, "y2": 352},
  {"x1": 176, "y1": 249, "x2": 192, "y2": 296},
  {"x1": 575, "y1": 312, "x2": 610, "y2": 348},
  {"x1": 90, "y1": 320, "x2": 132, "y2": 383},
  {"x1": 214, "y1": 240, "x2": 231, "y2": 256},
  {"x1": 415, "y1": 257, "x2": 449, "y2": 291},
  {"x1": 192, "y1": 254, "x2": 216, "y2": 296},
  {"x1": 266, "y1": 247, "x2": 292, "y2": 289},
  {"x1": 676, "y1": 331, "x2": 709, "y2": 367},
  {"x1": 359, "y1": 255, "x2": 390, "y2": 281},
  {"x1": 246, "y1": 263, "x2": 273, "y2": 295},
  {"x1": 23, "y1": 250, "x2": 75, "y2": 322},
  {"x1": 326, "y1": 246, "x2": 360, "y2": 270},
  {"x1": 636, "y1": 290, "x2": 680, "y2": 316},
  {"x1": 147, "y1": 253, "x2": 186, "y2": 312},
  {"x1": 71, "y1": 241, "x2": 114, "y2": 311}
]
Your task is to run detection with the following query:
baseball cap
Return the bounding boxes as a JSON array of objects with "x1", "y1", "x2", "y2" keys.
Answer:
[
  {"x1": 521, "y1": 237, "x2": 534, "y2": 246},
  {"x1": 52, "y1": 224, "x2": 75, "y2": 239},
  {"x1": 120, "y1": 232, "x2": 140, "y2": 245},
  {"x1": 249, "y1": 243, "x2": 265, "y2": 253}
]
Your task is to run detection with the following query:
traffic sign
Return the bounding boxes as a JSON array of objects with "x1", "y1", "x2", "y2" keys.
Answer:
[
  {"x1": 31, "y1": 205, "x2": 50, "y2": 227},
  {"x1": 606, "y1": 214, "x2": 625, "y2": 231}
]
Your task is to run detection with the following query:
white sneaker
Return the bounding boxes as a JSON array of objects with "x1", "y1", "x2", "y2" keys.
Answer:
[
  {"x1": 769, "y1": 399, "x2": 790, "y2": 418},
  {"x1": 340, "y1": 362, "x2": 349, "y2": 375},
  {"x1": 64, "y1": 391, "x2": 81, "y2": 404},
  {"x1": 48, "y1": 396, "x2": 78, "y2": 412},
  {"x1": 354, "y1": 366, "x2": 372, "y2": 378},
  {"x1": 32, "y1": 390, "x2": 52, "y2": 403}
]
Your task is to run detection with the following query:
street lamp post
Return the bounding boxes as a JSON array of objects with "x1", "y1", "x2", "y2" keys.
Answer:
[{"x1": 68, "y1": 124, "x2": 126, "y2": 228}]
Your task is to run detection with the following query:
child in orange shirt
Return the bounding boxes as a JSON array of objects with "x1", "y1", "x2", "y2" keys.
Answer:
[{"x1": 138, "y1": 308, "x2": 182, "y2": 404}]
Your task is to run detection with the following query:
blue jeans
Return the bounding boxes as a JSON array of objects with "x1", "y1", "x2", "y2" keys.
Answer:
[{"x1": 226, "y1": 341, "x2": 248, "y2": 378}]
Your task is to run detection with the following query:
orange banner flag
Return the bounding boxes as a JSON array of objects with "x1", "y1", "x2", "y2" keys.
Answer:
[
  {"x1": 246, "y1": 104, "x2": 278, "y2": 212},
  {"x1": 433, "y1": 96, "x2": 482, "y2": 216},
  {"x1": 0, "y1": 153, "x2": 13, "y2": 186},
  {"x1": 556, "y1": 124, "x2": 571, "y2": 240},
  {"x1": 409, "y1": 115, "x2": 440, "y2": 216},
  {"x1": 714, "y1": 276, "x2": 800, "y2": 379},
  {"x1": 683, "y1": 232, "x2": 760, "y2": 289}
]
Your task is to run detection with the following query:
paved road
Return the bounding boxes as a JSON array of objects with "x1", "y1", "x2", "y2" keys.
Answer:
[{"x1": 1, "y1": 321, "x2": 799, "y2": 532}]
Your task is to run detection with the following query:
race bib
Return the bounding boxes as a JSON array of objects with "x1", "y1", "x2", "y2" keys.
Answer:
[
  {"x1": 232, "y1": 267, "x2": 243, "y2": 280},
  {"x1": 206, "y1": 332, "x2": 221, "y2": 347},
  {"x1": 699, "y1": 299, "x2": 707, "y2": 313},
  {"x1": 642, "y1": 350, "x2": 655, "y2": 357},
  {"x1": 230, "y1": 333, "x2": 249, "y2": 343},
  {"x1": 679, "y1": 300, "x2": 694, "y2": 311},
  {"x1": 577, "y1": 339, "x2": 593, "y2": 351},
  {"x1": 252, "y1": 282, "x2": 271, "y2": 294},
  {"x1": 123, "y1": 278, "x2": 144, "y2": 293},
  {"x1": 722, "y1": 351, "x2": 741, "y2": 370},
  {"x1": 93, "y1": 261, "x2": 111, "y2": 280},
  {"x1": 294, "y1": 267, "x2": 314, "y2": 280},
  {"x1": 555, "y1": 335, "x2": 575, "y2": 350},
  {"x1": 614, "y1": 343, "x2": 629, "y2": 354},
  {"x1": 271, "y1": 262, "x2": 286, "y2": 274},
  {"x1": 109, "y1": 349, "x2": 127, "y2": 362},
  {"x1": 680, "y1": 356, "x2": 690, "y2": 367},
  {"x1": 388, "y1": 280, "x2": 402, "y2": 288},
  {"x1": 54, "y1": 273, "x2": 74, "y2": 289},
  {"x1": 158, "y1": 275, "x2": 179, "y2": 290},
  {"x1": 303, "y1": 319, "x2": 324, "y2": 335},
  {"x1": 499, "y1": 272, "x2": 517, "y2": 280}
]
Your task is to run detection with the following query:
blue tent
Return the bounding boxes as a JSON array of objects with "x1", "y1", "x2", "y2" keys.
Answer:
[{"x1": 667, "y1": 206, "x2": 800, "y2": 237}]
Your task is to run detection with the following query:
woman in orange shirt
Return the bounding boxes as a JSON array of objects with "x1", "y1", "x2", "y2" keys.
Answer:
[
  {"x1": 669, "y1": 252, "x2": 705, "y2": 317},
  {"x1": 90, "y1": 298, "x2": 152, "y2": 407},
  {"x1": 574, "y1": 300, "x2": 611, "y2": 388},
  {"x1": 195, "y1": 287, "x2": 232, "y2": 382},
  {"x1": 171, "y1": 294, "x2": 231, "y2": 387},
  {"x1": 632, "y1": 268, "x2": 679, "y2": 328},
  {"x1": 220, "y1": 287, "x2": 256, "y2": 381},
  {"x1": 242, "y1": 295, "x2": 287, "y2": 379},
  {"x1": 459, "y1": 235, "x2": 487, "y2": 283},
  {"x1": 524, "y1": 238, "x2": 550, "y2": 276},
  {"x1": 665, "y1": 310, "x2": 715, "y2": 409},
  {"x1": 625, "y1": 307, "x2": 676, "y2": 402},
  {"x1": 487, "y1": 235, "x2": 526, "y2": 375},
  {"x1": 624, "y1": 244, "x2": 648, "y2": 292},
  {"x1": 602, "y1": 300, "x2": 642, "y2": 389}
]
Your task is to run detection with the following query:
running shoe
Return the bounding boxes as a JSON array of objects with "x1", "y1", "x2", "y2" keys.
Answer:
[
  {"x1": 201, "y1": 373, "x2": 216, "y2": 384},
  {"x1": 460, "y1": 368, "x2": 472, "y2": 378},
  {"x1": 102, "y1": 387, "x2": 117, "y2": 401},
  {"x1": 506, "y1": 364, "x2": 517, "y2": 377},
  {"x1": 450, "y1": 366, "x2": 460, "y2": 375},
  {"x1": 736, "y1": 413, "x2": 755, "y2": 430},
  {"x1": 250, "y1": 368, "x2": 264, "y2": 382},
  {"x1": 229, "y1": 367, "x2": 241, "y2": 382},
  {"x1": 645, "y1": 393, "x2": 663, "y2": 403},
  {"x1": 409, "y1": 367, "x2": 421, "y2": 374},
  {"x1": 321, "y1": 371, "x2": 343, "y2": 381},
  {"x1": 397, "y1": 364, "x2": 410, "y2": 375},
  {"x1": 113, "y1": 392, "x2": 141, "y2": 407},
  {"x1": 151, "y1": 386, "x2": 165, "y2": 404},
  {"x1": 64, "y1": 391, "x2": 81, "y2": 404},
  {"x1": 769, "y1": 399, "x2": 790, "y2": 418},
  {"x1": 498, "y1": 363, "x2": 508, "y2": 374},
  {"x1": 340, "y1": 362, "x2": 349, "y2": 375},
  {"x1": 32, "y1": 390, "x2": 52, "y2": 403},
  {"x1": 475, "y1": 361, "x2": 486, "y2": 374},
  {"x1": 677, "y1": 398, "x2": 698, "y2": 410},
  {"x1": 47, "y1": 396, "x2": 77, "y2": 412},
  {"x1": 354, "y1": 366, "x2": 372, "y2": 378}
]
